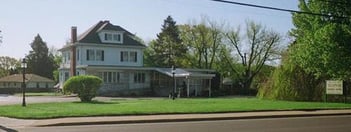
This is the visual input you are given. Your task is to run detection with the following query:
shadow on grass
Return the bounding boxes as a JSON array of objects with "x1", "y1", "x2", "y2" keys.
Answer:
[
  {"x1": 110, "y1": 99, "x2": 128, "y2": 101},
  {"x1": 72, "y1": 100, "x2": 120, "y2": 104}
]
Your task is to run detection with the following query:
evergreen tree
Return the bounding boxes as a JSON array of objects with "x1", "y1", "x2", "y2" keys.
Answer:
[
  {"x1": 146, "y1": 16, "x2": 187, "y2": 67},
  {"x1": 26, "y1": 34, "x2": 55, "y2": 79}
]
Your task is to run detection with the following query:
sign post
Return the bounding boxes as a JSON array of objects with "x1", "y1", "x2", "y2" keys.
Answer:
[{"x1": 326, "y1": 80, "x2": 344, "y2": 102}]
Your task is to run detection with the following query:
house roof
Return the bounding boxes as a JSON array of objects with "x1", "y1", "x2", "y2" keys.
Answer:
[
  {"x1": 155, "y1": 68, "x2": 215, "y2": 79},
  {"x1": 76, "y1": 20, "x2": 145, "y2": 47},
  {"x1": 60, "y1": 65, "x2": 215, "y2": 79},
  {"x1": 0, "y1": 74, "x2": 54, "y2": 83}
]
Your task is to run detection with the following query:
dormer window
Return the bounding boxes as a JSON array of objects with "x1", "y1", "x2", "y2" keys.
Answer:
[
  {"x1": 99, "y1": 31, "x2": 123, "y2": 43},
  {"x1": 113, "y1": 34, "x2": 121, "y2": 41},
  {"x1": 104, "y1": 33, "x2": 112, "y2": 41}
]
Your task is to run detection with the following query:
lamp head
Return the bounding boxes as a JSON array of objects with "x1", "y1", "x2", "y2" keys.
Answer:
[{"x1": 21, "y1": 58, "x2": 27, "y2": 68}]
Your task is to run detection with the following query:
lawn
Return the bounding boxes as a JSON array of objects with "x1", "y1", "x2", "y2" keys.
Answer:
[{"x1": 0, "y1": 98, "x2": 350, "y2": 119}]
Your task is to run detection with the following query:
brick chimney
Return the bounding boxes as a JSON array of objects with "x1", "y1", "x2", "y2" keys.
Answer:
[{"x1": 70, "y1": 26, "x2": 77, "y2": 77}]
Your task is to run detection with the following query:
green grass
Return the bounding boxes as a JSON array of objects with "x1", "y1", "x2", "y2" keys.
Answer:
[
  {"x1": 0, "y1": 98, "x2": 350, "y2": 119},
  {"x1": 14, "y1": 92, "x2": 63, "y2": 97}
]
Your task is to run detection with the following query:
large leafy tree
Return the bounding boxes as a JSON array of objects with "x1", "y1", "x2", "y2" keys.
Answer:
[
  {"x1": 145, "y1": 16, "x2": 187, "y2": 67},
  {"x1": 179, "y1": 18, "x2": 223, "y2": 69},
  {"x1": 259, "y1": 0, "x2": 351, "y2": 101},
  {"x1": 224, "y1": 21, "x2": 282, "y2": 93},
  {"x1": 26, "y1": 34, "x2": 56, "y2": 79},
  {"x1": 290, "y1": 0, "x2": 351, "y2": 79},
  {"x1": 0, "y1": 56, "x2": 20, "y2": 77}
]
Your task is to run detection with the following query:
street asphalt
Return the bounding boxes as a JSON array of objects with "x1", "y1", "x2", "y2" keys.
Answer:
[
  {"x1": 17, "y1": 115, "x2": 351, "y2": 132},
  {"x1": 0, "y1": 95, "x2": 351, "y2": 131}
]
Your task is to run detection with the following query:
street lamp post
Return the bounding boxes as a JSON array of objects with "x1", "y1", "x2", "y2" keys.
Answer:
[
  {"x1": 21, "y1": 58, "x2": 27, "y2": 107},
  {"x1": 172, "y1": 65, "x2": 176, "y2": 100}
]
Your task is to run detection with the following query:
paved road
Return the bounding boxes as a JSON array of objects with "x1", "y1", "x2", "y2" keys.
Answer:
[
  {"x1": 0, "y1": 94, "x2": 78, "y2": 105},
  {"x1": 0, "y1": 94, "x2": 131, "y2": 105},
  {"x1": 14, "y1": 115, "x2": 351, "y2": 132}
]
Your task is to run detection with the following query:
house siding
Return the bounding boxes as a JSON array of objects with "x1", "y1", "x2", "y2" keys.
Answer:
[{"x1": 60, "y1": 45, "x2": 144, "y2": 69}]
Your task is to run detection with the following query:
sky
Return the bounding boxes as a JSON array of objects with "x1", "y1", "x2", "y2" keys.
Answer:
[{"x1": 0, "y1": 0, "x2": 298, "y2": 59}]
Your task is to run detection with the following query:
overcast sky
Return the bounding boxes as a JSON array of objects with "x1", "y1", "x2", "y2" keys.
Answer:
[{"x1": 0, "y1": 0, "x2": 298, "y2": 59}]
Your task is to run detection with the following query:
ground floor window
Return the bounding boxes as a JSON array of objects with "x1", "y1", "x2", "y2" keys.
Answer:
[
  {"x1": 134, "y1": 73, "x2": 145, "y2": 83},
  {"x1": 64, "y1": 72, "x2": 69, "y2": 81},
  {"x1": 99, "y1": 71, "x2": 121, "y2": 83}
]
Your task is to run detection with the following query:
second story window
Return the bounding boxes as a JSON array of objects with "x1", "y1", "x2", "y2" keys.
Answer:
[
  {"x1": 120, "y1": 51, "x2": 137, "y2": 62},
  {"x1": 87, "y1": 49, "x2": 95, "y2": 61},
  {"x1": 87, "y1": 49, "x2": 104, "y2": 61},
  {"x1": 120, "y1": 51, "x2": 129, "y2": 62},
  {"x1": 96, "y1": 50, "x2": 104, "y2": 61},
  {"x1": 129, "y1": 52, "x2": 137, "y2": 62}
]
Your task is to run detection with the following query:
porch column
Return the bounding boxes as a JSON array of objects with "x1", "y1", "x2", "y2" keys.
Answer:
[
  {"x1": 187, "y1": 76, "x2": 190, "y2": 98},
  {"x1": 195, "y1": 79, "x2": 198, "y2": 97}
]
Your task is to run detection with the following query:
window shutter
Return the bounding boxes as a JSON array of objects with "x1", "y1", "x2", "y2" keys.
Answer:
[
  {"x1": 135, "y1": 52, "x2": 137, "y2": 62},
  {"x1": 86, "y1": 50, "x2": 89, "y2": 60},
  {"x1": 102, "y1": 50, "x2": 104, "y2": 61},
  {"x1": 120, "y1": 52, "x2": 123, "y2": 62}
]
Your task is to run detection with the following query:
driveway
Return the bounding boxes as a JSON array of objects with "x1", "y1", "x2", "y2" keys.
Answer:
[
  {"x1": 0, "y1": 94, "x2": 157, "y2": 105},
  {"x1": 0, "y1": 94, "x2": 79, "y2": 105}
]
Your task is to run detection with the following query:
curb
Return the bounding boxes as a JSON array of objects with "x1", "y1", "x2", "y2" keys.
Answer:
[{"x1": 35, "y1": 111, "x2": 351, "y2": 127}]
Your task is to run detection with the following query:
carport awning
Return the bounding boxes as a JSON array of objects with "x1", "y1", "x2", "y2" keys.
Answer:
[{"x1": 155, "y1": 68, "x2": 215, "y2": 79}]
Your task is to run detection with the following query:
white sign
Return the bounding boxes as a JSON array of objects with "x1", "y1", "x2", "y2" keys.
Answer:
[{"x1": 326, "y1": 80, "x2": 343, "y2": 95}]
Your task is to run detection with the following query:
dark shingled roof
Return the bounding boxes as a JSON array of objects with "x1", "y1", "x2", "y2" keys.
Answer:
[
  {"x1": 0, "y1": 74, "x2": 54, "y2": 83},
  {"x1": 77, "y1": 20, "x2": 145, "y2": 47}
]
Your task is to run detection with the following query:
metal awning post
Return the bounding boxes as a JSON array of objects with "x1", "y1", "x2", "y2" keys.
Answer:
[
  {"x1": 209, "y1": 79, "x2": 212, "y2": 98},
  {"x1": 186, "y1": 76, "x2": 190, "y2": 98}
]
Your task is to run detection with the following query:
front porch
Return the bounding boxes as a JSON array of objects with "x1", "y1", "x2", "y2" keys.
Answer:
[{"x1": 151, "y1": 68, "x2": 215, "y2": 97}]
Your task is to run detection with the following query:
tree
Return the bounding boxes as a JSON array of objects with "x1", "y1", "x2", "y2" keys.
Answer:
[
  {"x1": 0, "y1": 30, "x2": 2, "y2": 44},
  {"x1": 0, "y1": 56, "x2": 20, "y2": 77},
  {"x1": 179, "y1": 18, "x2": 224, "y2": 69},
  {"x1": 290, "y1": 0, "x2": 351, "y2": 79},
  {"x1": 145, "y1": 16, "x2": 187, "y2": 67},
  {"x1": 63, "y1": 75, "x2": 103, "y2": 102},
  {"x1": 49, "y1": 46, "x2": 62, "y2": 83},
  {"x1": 258, "y1": 49, "x2": 325, "y2": 101},
  {"x1": 26, "y1": 34, "x2": 56, "y2": 79},
  {"x1": 258, "y1": 0, "x2": 351, "y2": 101},
  {"x1": 224, "y1": 21, "x2": 282, "y2": 94}
]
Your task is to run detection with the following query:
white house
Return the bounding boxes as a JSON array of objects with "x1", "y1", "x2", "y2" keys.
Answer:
[
  {"x1": 0, "y1": 74, "x2": 55, "y2": 94},
  {"x1": 59, "y1": 20, "x2": 217, "y2": 97}
]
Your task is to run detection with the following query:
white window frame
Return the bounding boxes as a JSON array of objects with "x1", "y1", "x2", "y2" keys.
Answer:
[
  {"x1": 120, "y1": 51, "x2": 138, "y2": 63},
  {"x1": 134, "y1": 72, "x2": 145, "y2": 83},
  {"x1": 99, "y1": 31, "x2": 123, "y2": 44},
  {"x1": 99, "y1": 71, "x2": 121, "y2": 83},
  {"x1": 121, "y1": 51, "x2": 129, "y2": 62},
  {"x1": 129, "y1": 52, "x2": 137, "y2": 62},
  {"x1": 87, "y1": 49, "x2": 104, "y2": 61}
]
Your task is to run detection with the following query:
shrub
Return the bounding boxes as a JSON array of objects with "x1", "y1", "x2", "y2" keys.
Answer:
[
  {"x1": 258, "y1": 54, "x2": 325, "y2": 101},
  {"x1": 63, "y1": 75, "x2": 103, "y2": 102}
]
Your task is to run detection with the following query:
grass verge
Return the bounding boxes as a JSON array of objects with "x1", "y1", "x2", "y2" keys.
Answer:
[{"x1": 0, "y1": 98, "x2": 350, "y2": 119}]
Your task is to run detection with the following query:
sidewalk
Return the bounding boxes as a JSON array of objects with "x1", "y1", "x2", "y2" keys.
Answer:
[{"x1": 1, "y1": 109, "x2": 351, "y2": 128}]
